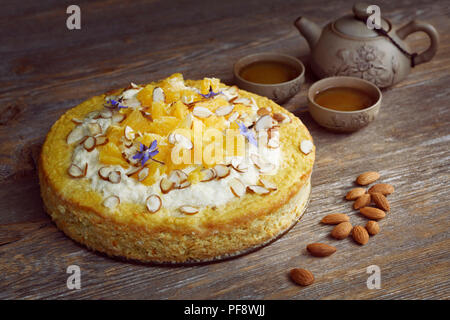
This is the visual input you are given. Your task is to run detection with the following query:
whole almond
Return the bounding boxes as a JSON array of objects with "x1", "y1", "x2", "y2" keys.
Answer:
[
  {"x1": 371, "y1": 192, "x2": 390, "y2": 211},
  {"x1": 331, "y1": 221, "x2": 353, "y2": 240},
  {"x1": 366, "y1": 220, "x2": 380, "y2": 235},
  {"x1": 290, "y1": 268, "x2": 314, "y2": 286},
  {"x1": 360, "y1": 207, "x2": 386, "y2": 220},
  {"x1": 352, "y1": 225, "x2": 369, "y2": 245},
  {"x1": 353, "y1": 193, "x2": 371, "y2": 209},
  {"x1": 356, "y1": 171, "x2": 380, "y2": 186},
  {"x1": 346, "y1": 188, "x2": 366, "y2": 200},
  {"x1": 321, "y1": 213, "x2": 350, "y2": 225},
  {"x1": 368, "y1": 183, "x2": 394, "y2": 195},
  {"x1": 306, "y1": 243, "x2": 337, "y2": 257}
]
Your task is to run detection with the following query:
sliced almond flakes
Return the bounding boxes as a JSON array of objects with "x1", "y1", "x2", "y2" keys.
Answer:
[{"x1": 146, "y1": 195, "x2": 162, "y2": 213}]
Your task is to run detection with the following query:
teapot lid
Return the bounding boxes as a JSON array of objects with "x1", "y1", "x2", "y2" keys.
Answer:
[{"x1": 333, "y1": 2, "x2": 390, "y2": 38}]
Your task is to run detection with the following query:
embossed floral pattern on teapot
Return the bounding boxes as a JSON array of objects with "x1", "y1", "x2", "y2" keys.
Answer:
[{"x1": 294, "y1": 2, "x2": 439, "y2": 88}]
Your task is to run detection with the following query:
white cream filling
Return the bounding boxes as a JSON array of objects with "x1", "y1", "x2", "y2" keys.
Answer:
[{"x1": 71, "y1": 86, "x2": 282, "y2": 214}]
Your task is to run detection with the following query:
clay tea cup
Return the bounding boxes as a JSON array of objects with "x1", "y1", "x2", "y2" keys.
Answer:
[{"x1": 307, "y1": 76, "x2": 382, "y2": 132}]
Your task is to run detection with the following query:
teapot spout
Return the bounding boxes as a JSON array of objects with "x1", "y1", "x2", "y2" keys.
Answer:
[{"x1": 294, "y1": 17, "x2": 321, "y2": 50}]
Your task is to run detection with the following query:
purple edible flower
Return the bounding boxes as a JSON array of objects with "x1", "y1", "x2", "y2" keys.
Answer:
[
  {"x1": 200, "y1": 86, "x2": 222, "y2": 99},
  {"x1": 109, "y1": 99, "x2": 128, "y2": 109},
  {"x1": 237, "y1": 121, "x2": 257, "y2": 147},
  {"x1": 132, "y1": 140, "x2": 162, "y2": 166}
]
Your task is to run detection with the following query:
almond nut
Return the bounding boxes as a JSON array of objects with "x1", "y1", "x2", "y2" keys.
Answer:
[
  {"x1": 331, "y1": 221, "x2": 353, "y2": 240},
  {"x1": 300, "y1": 140, "x2": 313, "y2": 155},
  {"x1": 321, "y1": 213, "x2": 350, "y2": 225},
  {"x1": 371, "y1": 192, "x2": 390, "y2": 211},
  {"x1": 103, "y1": 195, "x2": 120, "y2": 209},
  {"x1": 346, "y1": 188, "x2": 366, "y2": 200},
  {"x1": 368, "y1": 183, "x2": 394, "y2": 195},
  {"x1": 356, "y1": 171, "x2": 380, "y2": 185},
  {"x1": 160, "y1": 177, "x2": 175, "y2": 194},
  {"x1": 146, "y1": 195, "x2": 162, "y2": 213},
  {"x1": 306, "y1": 243, "x2": 337, "y2": 257},
  {"x1": 68, "y1": 163, "x2": 87, "y2": 178},
  {"x1": 257, "y1": 108, "x2": 271, "y2": 116},
  {"x1": 247, "y1": 185, "x2": 270, "y2": 195},
  {"x1": 153, "y1": 87, "x2": 165, "y2": 102},
  {"x1": 365, "y1": 220, "x2": 380, "y2": 235},
  {"x1": 352, "y1": 225, "x2": 369, "y2": 245},
  {"x1": 229, "y1": 178, "x2": 246, "y2": 197},
  {"x1": 215, "y1": 105, "x2": 234, "y2": 117},
  {"x1": 290, "y1": 268, "x2": 314, "y2": 286},
  {"x1": 360, "y1": 207, "x2": 386, "y2": 220},
  {"x1": 179, "y1": 205, "x2": 199, "y2": 215},
  {"x1": 353, "y1": 194, "x2": 371, "y2": 209}
]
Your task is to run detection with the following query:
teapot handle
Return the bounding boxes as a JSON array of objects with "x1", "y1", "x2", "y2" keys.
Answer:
[{"x1": 396, "y1": 20, "x2": 439, "y2": 66}]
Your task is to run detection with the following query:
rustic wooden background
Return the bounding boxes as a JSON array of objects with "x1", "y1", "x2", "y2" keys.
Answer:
[{"x1": 0, "y1": 0, "x2": 449, "y2": 300}]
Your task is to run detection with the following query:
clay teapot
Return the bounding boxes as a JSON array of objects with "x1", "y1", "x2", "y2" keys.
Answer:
[{"x1": 294, "y1": 2, "x2": 439, "y2": 88}]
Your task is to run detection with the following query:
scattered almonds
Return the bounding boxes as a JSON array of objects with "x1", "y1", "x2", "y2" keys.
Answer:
[
  {"x1": 356, "y1": 171, "x2": 380, "y2": 185},
  {"x1": 321, "y1": 213, "x2": 349, "y2": 225},
  {"x1": 359, "y1": 207, "x2": 386, "y2": 220},
  {"x1": 287, "y1": 170, "x2": 395, "y2": 286},
  {"x1": 345, "y1": 188, "x2": 366, "y2": 200},
  {"x1": 307, "y1": 243, "x2": 337, "y2": 257},
  {"x1": 290, "y1": 268, "x2": 314, "y2": 286},
  {"x1": 365, "y1": 220, "x2": 380, "y2": 235},
  {"x1": 353, "y1": 193, "x2": 371, "y2": 210},
  {"x1": 368, "y1": 183, "x2": 394, "y2": 195},
  {"x1": 371, "y1": 192, "x2": 390, "y2": 211},
  {"x1": 331, "y1": 222, "x2": 353, "y2": 240},
  {"x1": 352, "y1": 225, "x2": 369, "y2": 245}
]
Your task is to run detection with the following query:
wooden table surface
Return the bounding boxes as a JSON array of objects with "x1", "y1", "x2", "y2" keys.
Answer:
[{"x1": 0, "y1": 0, "x2": 449, "y2": 300}]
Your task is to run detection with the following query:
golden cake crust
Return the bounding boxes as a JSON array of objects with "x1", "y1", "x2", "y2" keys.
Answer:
[{"x1": 39, "y1": 77, "x2": 315, "y2": 263}]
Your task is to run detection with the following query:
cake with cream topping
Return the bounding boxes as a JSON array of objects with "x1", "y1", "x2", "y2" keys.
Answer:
[{"x1": 39, "y1": 73, "x2": 315, "y2": 263}]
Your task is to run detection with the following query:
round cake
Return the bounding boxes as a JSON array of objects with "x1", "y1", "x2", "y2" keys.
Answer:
[{"x1": 39, "y1": 74, "x2": 315, "y2": 263}]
